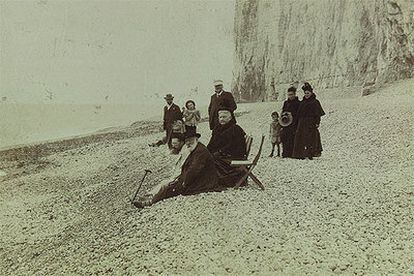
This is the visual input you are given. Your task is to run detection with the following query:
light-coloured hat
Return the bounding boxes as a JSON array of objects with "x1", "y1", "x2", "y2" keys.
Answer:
[
  {"x1": 213, "y1": 80, "x2": 224, "y2": 86},
  {"x1": 279, "y1": 111, "x2": 293, "y2": 127}
]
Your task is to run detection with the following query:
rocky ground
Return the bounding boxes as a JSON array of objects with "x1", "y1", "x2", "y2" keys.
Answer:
[{"x1": 0, "y1": 79, "x2": 413, "y2": 275}]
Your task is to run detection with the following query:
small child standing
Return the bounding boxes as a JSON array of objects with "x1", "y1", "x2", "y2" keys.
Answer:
[
  {"x1": 182, "y1": 100, "x2": 201, "y2": 133},
  {"x1": 269, "y1": 111, "x2": 282, "y2": 157}
]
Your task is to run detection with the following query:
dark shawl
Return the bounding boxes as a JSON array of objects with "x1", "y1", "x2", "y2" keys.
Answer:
[{"x1": 207, "y1": 121, "x2": 247, "y2": 160}]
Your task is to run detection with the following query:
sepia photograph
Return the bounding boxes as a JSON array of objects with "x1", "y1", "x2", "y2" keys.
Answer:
[{"x1": 1, "y1": 0, "x2": 413, "y2": 274}]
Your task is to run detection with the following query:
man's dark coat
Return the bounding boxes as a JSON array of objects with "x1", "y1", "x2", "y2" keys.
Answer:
[
  {"x1": 163, "y1": 103, "x2": 183, "y2": 131},
  {"x1": 163, "y1": 103, "x2": 183, "y2": 148},
  {"x1": 292, "y1": 94, "x2": 325, "y2": 159},
  {"x1": 179, "y1": 142, "x2": 220, "y2": 195},
  {"x1": 208, "y1": 91, "x2": 237, "y2": 130}
]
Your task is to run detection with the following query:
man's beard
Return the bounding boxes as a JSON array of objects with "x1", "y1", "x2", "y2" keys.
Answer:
[{"x1": 187, "y1": 142, "x2": 197, "y2": 152}]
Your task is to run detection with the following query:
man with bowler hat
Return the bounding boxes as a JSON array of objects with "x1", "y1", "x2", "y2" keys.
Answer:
[{"x1": 163, "y1": 93, "x2": 183, "y2": 148}]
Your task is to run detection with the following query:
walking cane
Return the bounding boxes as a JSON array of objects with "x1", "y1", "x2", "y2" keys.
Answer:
[{"x1": 131, "y1": 169, "x2": 152, "y2": 203}]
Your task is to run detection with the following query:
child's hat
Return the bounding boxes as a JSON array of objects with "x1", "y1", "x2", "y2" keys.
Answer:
[{"x1": 279, "y1": 111, "x2": 293, "y2": 127}]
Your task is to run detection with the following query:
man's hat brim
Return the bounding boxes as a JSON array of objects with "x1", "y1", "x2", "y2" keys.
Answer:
[{"x1": 184, "y1": 132, "x2": 201, "y2": 140}]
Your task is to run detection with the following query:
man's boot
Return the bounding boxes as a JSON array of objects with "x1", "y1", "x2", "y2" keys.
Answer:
[{"x1": 133, "y1": 196, "x2": 153, "y2": 208}]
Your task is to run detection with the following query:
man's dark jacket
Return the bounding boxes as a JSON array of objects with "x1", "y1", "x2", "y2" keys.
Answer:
[
  {"x1": 163, "y1": 103, "x2": 183, "y2": 130},
  {"x1": 180, "y1": 143, "x2": 219, "y2": 195},
  {"x1": 207, "y1": 122, "x2": 247, "y2": 160},
  {"x1": 208, "y1": 91, "x2": 237, "y2": 130}
]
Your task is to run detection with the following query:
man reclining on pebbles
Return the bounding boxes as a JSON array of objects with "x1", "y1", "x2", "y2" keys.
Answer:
[{"x1": 134, "y1": 130, "x2": 221, "y2": 208}]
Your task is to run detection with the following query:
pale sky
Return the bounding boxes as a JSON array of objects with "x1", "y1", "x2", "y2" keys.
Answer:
[{"x1": 0, "y1": 0, "x2": 235, "y2": 104}]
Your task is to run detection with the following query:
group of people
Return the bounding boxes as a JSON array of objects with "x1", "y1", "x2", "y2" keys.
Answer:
[
  {"x1": 270, "y1": 82, "x2": 325, "y2": 160},
  {"x1": 133, "y1": 81, "x2": 325, "y2": 208},
  {"x1": 135, "y1": 80, "x2": 245, "y2": 208}
]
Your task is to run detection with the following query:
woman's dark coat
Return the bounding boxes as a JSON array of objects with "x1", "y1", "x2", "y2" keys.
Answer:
[
  {"x1": 280, "y1": 97, "x2": 301, "y2": 158},
  {"x1": 292, "y1": 94, "x2": 325, "y2": 159},
  {"x1": 207, "y1": 121, "x2": 247, "y2": 160},
  {"x1": 179, "y1": 142, "x2": 220, "y2": 195},
  {"x1": 207, "y1": 121, "x2": 247, "y2": 187},
  {"x1": 208, "y1": 91, "x2": 237, "y2": 130}
]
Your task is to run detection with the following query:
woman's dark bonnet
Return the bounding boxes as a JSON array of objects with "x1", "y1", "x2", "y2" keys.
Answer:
[
  {"x1": 287, "y1": 86, "x2": 297, "y2": 93},
  {"x1": 302, "y1": 82, "x2": 313, "y2": 92}
]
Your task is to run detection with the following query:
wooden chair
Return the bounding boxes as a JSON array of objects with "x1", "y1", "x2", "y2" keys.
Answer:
[
  {"x1": 231, "y1": 135, "x2": 265, "y2": 190},
  {"x1": 245, "y1": 135, "x2": 253, "y2": 157}
]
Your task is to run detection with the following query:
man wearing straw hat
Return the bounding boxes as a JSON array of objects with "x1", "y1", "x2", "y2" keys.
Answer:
[
  {"x1": 163, "y1": 93, "x2": 183, "y2": 148},
  {"x1": 208, "y1": 80, "x2": 237, "y2": 130}
]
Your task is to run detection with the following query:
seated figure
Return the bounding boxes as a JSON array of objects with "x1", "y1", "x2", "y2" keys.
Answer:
[
  {"x1": 207, "y1": 107, "x2": 247, "y2": 187},
  {"x1": 134, "y1": 130, "x2": 220, "y2": 208},
  {"x1": 149, "y1": 121, "x2": 185, "y2": 154}
]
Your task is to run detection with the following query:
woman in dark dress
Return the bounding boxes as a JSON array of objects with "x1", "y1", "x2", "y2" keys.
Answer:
[
  {"x1": 293, "y1": 82, "x2": 325, "y2": 159},
  {"x1": 207, "y1": 108, "x2": 247, "y2": 187},
  {"x1": 280, "y1": 86, "x2": 301, "y2": 158}
]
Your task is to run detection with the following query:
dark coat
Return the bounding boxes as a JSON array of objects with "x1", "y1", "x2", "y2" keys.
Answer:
[
  {"x1": 208, "y1": 91, "x2": 237, "y2": 130},
  {"x1": 281, "y1": 97, "x2": 301, "y2": 158},
  {"x1": 292, "y1": 94, "x2": 325, "y2": 159},
  {"x1": 179, "y1": 143, "x2": 219, "y2": 195},
  {"x1": 163, "y1": 103, "x2": 183, "y2": 130},
  {"x1": 207, "y1": 122, "x2": 247, "y2": 160},
  {"x1": 207, "y1": 122, "x2": 247, "y2": 187},
  {"x1": 282, "y1": 97, "x2": 301, "y2": 126}
]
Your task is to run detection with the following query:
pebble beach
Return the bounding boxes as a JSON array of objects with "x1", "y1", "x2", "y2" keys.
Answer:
[{"x1": 0, "y1": 80, "x2": 413, "y2": 275}]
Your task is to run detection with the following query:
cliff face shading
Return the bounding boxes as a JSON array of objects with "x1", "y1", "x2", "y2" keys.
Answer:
[{"x1": 233, "y1": 0, "x2": 414, "y2": 101}]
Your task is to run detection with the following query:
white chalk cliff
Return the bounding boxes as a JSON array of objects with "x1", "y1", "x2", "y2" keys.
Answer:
[{"x1": 232, "y1": 0, "x2": 414, "y2": 101}]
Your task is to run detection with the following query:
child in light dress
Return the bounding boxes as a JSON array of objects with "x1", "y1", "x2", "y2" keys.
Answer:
[
  {"x1": 182, "y1": 100, "x2": 201, "y2": 133},
  {"x1": 269, "y1": 111, "x2": 282, "y2": 157}
]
